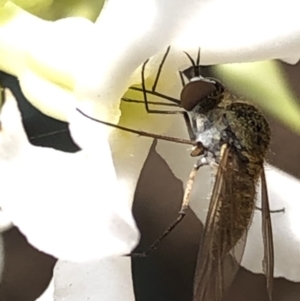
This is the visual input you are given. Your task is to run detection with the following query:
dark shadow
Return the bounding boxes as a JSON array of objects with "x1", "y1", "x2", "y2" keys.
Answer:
[
  {"x1": 0, "y1": 228, "x2": 56, "y2": 301},
  {"x1": 132, "y1": 141, "x2": 201, "y2": 301}
]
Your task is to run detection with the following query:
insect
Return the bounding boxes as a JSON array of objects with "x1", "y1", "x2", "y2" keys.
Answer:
[{"x1": 77, "y1": 47, "x2": 281, "y2": 301}]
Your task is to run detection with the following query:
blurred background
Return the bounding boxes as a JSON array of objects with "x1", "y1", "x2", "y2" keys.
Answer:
[{"x1": 0, "y1": 59, "x2": 300, "y2": 301}]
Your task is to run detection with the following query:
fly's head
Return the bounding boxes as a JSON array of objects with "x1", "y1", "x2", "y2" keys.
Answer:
[{"x1": 179, "y1": 50, "x2": 225, "y2": 114}]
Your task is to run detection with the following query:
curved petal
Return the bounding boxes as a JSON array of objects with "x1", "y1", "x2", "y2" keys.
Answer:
[
  {"x1": 173, "y1": 0, "x2": 300, "y2": 64},
  {"x1": 0, "y1": 89, "x2": 139, "y2": 261},
  {"x1": 2, "y1": 0, "x2": 300, "y2": 124}
]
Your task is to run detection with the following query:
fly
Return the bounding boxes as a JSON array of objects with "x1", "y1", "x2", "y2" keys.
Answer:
[{"x1": 77, "y1": 46, "x2": 283, "y2": 301}]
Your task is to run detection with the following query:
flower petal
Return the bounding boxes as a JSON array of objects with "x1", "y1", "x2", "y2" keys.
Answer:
[
  {"x1": 3, "y1": 0, "x2": 299, "y2": 125},
  {"x1": 173, "y1": 0, "x2": 300, "y2": 64},
  {"x1": 53, "y1": 257, "x2": 135, "y2": 301},
  {"x1": 0, "y1": 207, "x2": 13, "y2": 232},
  {"x1": 0, "y1": 89, "x2": 139, "y2": 261}
]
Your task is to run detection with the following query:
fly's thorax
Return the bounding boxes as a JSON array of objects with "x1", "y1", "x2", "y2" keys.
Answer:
[
  {"x1": 222, "y1": 102, "x2": 270, "y2": 178},
  {"x1": 190, "y1": 108, "x2": 227, "y2": 162},
  {"x1": 189, "y1": 100, "x2": 269, "y2": 180}
]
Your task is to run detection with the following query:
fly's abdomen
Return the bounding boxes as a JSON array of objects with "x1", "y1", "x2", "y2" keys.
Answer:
[{"x1": 212, "y1": 156, "x2": 258, "y2": 258}]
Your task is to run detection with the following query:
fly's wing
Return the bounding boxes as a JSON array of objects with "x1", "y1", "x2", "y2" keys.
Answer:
[
  {"x1": 261, "y1": 167, "x2": 274, "y2": 300},
  {"x1": 193, "y1": 144, "x2": 251, "y2": 301}
]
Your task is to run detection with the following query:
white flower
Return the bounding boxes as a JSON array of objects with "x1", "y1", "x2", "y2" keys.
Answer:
[
  {"x1": 0, "y1": 88, "x2": 139, "y2": 260},
  {"x1": 0, "y1": 89, "x2": 139, "y2": 300},
  {"x1": 1, "y1": 0, "x2": 300, "y2": 300}
]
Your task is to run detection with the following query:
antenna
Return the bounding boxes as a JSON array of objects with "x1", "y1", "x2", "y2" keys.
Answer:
[
  {"x1": 183, "y1": 51, "x2": 196, "y2": 69},
  {"x1": 196, "y1": 48, "x2": 201, "y2": 66},
  {"x1": 183, "y1": 51, "x2": 200, "y2": 77}
]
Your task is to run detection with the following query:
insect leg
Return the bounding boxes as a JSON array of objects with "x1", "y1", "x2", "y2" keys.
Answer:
[
  {"x1": 122, "y1": 97, "x2": 178, "y2": 107},
  {"x1": 255, "y1": 206, "x2": 285, "y2": 213},
  {"x1": 127, "y1": 45, "x2": 180, "y2": 106},
  {"x1": 179, "y1": 71, "x2": 185, "y2": 88},
  {"x1": 76, "y1": 108, "x2": 194, "y2": 146},
  {"x1": 129, "y1": 87, "x2": 180, "y2": 105},
  {"x1": 122, "y1": 96, "x2": 195, "y2": 141},
  {"x1": 125, "y1": 56, "x2": 196, "y2": 141},
  {"x1": 152, "y1": 46, "x2": 171, "y2": 92},
  {"x1": 130, "y1": 161, "x2": 205, "y2": 258},
  {"x1": 141, "y1": 58, "x2": 181, "y2": 114}
]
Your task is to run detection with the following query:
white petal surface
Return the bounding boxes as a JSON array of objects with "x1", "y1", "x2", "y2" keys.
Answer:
[
  {"x1": 0, "y1": 207, "x2": 13, "y2": 232},
  {"x1": 173, "y1": 0, "x2": 300, "y2": 64},
  {"x1": 0, "y1": 90, "x2": 139, "y2": 261},
  {"x1": 2, "y1": 0, "x2": 300, "y2": 123},
  {"x1": 54, "y1": 257, "x2": 134, "y2": 301}
]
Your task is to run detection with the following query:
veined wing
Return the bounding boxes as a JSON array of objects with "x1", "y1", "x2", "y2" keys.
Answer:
[
  {"x1": 261, "y1": 167, "x2": 274, "y2": 300},
  {"x1": 193, "y1": 144, "x2": 256, "y2": 301}
]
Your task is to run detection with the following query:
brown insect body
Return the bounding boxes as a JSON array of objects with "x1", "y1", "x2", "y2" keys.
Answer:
[
  {"x1": 214, "y1": 95, "x2": 271, "y2": 255},
  {"x1": 183, "y1": 73, "x2": 272, "y2": 300}
]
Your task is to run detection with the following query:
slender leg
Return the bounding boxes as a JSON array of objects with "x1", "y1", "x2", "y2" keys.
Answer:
[
  {"x1": 139, "y1": 58, "x2": 196, "y2": 141},
  {"x1": 152, "y1": 46, "x2": 171, "y2": 92},
  {"x1": 76, "y1": 108, "x2": 194, "y2": 146},
  {"x1": 122, "y1": 97, "x2": 178, "y2": 108},
  {"x1": 122, "y1": 97, "x2": 195, "y2": 141},
  {"x1": 130, "y1": 163, "x2": 202, "y2": 258},
  {"x1": 196, "y1": 48, "x2": 201, "y2": 66},
  {"x1": 126, "y1": 46, "x2": 180, "y2": 106},
  {"x1": 255, "y1": 206, "x2": 285, "y2": 213},
  {"x1": 125, "y1": 45, "x2": 180, "y2": 114},
  {"x1": 129, "y1": 87, "x2": 180, "y2": 105},
  {"x1": 179, "y1": 71, "x2": 185, "y2": 88},
  {"x1": 141, "y1": 59, "x2": 181, "y2": 115},
  {"x1": 183, "y1": 111, "x2": 196, "y2": 141}
]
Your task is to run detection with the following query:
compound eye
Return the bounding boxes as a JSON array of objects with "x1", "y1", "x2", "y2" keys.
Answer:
[{"x1": 180, "y1": 80, "x2": 216, "y2": 111}]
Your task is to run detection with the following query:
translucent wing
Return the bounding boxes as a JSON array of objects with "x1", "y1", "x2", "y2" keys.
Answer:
[
  {"x1": 193, "y1": 144, "x2": 256, "y2": 301},
  {"x1": 261, "y1": 168, "x2": 274, "y2": 300}
]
